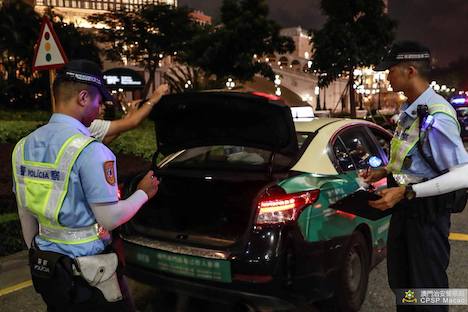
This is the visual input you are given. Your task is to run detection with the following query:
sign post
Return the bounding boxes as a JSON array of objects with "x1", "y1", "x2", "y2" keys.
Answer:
[{"x1": 32, "y1": 16, "x2": 68, "y2": 112}]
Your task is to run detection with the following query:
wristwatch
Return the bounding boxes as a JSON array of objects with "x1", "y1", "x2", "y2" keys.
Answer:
[{"x1": 404, "y1": 185, "x2": 416, "y2": 200}]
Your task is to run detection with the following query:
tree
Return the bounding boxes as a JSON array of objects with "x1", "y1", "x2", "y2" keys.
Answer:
[
  {"x1": 88, "y1": 4, "x2": 200, "y2": 97},
  {"x1": 0, "y1": 1, "x2": 101, "y2": 109},
  {"x1": 0, "y1": 0, "x2": 41, "y2": 108},
  {"x1": 163, "y1": 65, "x2": 223, "y2": 93},
  {"x1": 311, "y1": 0, "x2": 396, "y2": 117},
  {"x1": 181, "y1": 0, "x2": 295, "y2": 84}
]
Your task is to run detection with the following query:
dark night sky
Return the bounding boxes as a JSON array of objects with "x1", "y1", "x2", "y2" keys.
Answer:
[{"x1": 179, "y1": 0, "x2": 468, "y2": 67}]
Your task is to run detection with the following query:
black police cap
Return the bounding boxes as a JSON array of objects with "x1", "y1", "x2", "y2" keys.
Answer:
[
  {"x1": 374, "y1": 41, "x2": 431, "y2": 71},
  {"x1": 56, "y1": 60, "x2": 114, "y2": 103}
]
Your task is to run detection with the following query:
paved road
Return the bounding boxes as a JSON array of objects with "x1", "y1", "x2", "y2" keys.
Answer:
[{"x1": 1, "y1": 209, "x2": 467, "y2": 311}]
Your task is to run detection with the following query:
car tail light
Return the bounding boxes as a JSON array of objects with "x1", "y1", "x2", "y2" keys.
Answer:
[
  {"x1": 251, "y1": 91, "x2": 281, "y2": 101},
  {"x1": 256, "y1": 188, "x2": 320, "y2": 225}
]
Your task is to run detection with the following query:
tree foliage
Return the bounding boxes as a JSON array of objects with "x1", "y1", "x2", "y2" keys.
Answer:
[
  {"x1": 163, "y1": 64, "x2": 223, "y2": 93},
  {"x1": 88, "y1": 4, "x2": 200, "y2": 97},
  {"x1": 182, "y1": 0, "x2": 294, "y2": 83},
  {"x1": 0, "y1": 1, "x2": 100, "y2": 109},
  {"x1": 0, "y1": 0, "x2": 42, "y2": 108},
  {"x1": 311, "y1": 0, "x2": 396, "y2": 116}
]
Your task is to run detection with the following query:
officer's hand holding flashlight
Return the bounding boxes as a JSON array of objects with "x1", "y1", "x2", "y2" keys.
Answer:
[{"x1": 137, "y1": 170, "x2": 159, "y2": 199}]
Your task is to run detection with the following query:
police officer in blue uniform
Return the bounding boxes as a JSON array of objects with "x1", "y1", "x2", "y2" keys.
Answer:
[
  {"x1": 12, "y1": 60, "x2": 159, "y2": 311},
  {"x1": 361, "y1": 41, "x2": 468, "y2": 312}
]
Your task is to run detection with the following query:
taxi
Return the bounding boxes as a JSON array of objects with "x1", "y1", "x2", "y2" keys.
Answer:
[{"x1": 120, "y1": 92, "x2": 391, "y2": 311}]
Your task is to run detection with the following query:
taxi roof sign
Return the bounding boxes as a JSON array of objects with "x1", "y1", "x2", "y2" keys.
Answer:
[{"x1": 32, "y1": 16, "x2": 68, "y2": 71}]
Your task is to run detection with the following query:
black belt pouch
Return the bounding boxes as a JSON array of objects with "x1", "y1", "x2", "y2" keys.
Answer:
[{"x1": 29, "y1": 247, "x2": 75, "y2": 306}]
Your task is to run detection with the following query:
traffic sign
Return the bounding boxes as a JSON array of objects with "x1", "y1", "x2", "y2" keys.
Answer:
[{"x1": 32, "y1": 16, "x2": 68, "y2": 71}]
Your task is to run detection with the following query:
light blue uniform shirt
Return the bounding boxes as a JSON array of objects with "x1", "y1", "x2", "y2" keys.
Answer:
[
  {"x1": 398, "y1": 87, "x2": 468, "y2": 179},
  {"x1": 13, "y1": 113, "x2": 119, "y2": 258}
]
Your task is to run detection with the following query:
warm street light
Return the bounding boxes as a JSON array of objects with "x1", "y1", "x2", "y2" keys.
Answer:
[
  {"x1": 275, "y1": 87, "x2": 282, "y2": 96},
  {"x1": 274, "y1": 74, "x2": 281, "y2": 86},
  {"x1": 226, "y1": 78, "x2": 235, "y2": 90},
  {"x1": 315, "y1": 86, "x2": 321, "y2": 110}
]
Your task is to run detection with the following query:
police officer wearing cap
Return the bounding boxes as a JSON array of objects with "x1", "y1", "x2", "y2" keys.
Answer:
[
  {"x1": 360, "y1": 41, "x2": 468, "y2": 312},
  {"x1": 12, "y1": 59, "x2": 159, "y2": 311}
]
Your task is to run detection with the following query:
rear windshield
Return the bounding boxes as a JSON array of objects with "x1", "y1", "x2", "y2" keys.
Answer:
[{"x1": 161, "y1": 132, "x2": 313, "y2": 170}]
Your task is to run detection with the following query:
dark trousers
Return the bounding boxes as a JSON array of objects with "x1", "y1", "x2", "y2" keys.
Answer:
[{"x1": 387, "y1": 208, "x2": 451, "y2": 312}]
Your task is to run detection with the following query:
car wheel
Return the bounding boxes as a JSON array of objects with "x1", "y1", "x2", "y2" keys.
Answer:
[
  {"x1": 336, "y1": 231, "x2": 370, "y2": 311},
  {"x1": 316, "y1": 231, "x2": 370, "y2": 312}
]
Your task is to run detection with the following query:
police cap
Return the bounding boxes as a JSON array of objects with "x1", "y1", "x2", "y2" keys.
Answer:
[
  {"x1": 374, "y1": 41, "x2": 431, "y2": 71},
  {"x1": 56, "y1": 59, "x2": 114, "y2": 103}
]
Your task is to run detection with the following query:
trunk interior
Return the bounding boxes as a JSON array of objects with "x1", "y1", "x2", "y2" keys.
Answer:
[{"x1": 128, "y1": 171, "x2": 273, "y2": 247}]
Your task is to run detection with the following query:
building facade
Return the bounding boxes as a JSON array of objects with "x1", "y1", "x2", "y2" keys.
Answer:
[{"x1": 35, "y1": 0, "x2": 176, "y2": 11}]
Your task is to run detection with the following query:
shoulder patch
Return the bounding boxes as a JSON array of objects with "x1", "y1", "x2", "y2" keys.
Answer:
[{"x1": 103, "y1": 160, "x2": 116, "y2": 186}]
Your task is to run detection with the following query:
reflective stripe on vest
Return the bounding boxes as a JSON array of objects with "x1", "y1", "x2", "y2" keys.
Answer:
[
  {"x1": 387, "y1": 104, "x2": 459, "y2": 174},
  {"x1": 12, "y1": 133, "x2": 104, "y2": 244}
]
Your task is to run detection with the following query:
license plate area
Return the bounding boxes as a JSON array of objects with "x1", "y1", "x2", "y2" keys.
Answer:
[{"x1": 125, "y1": 242, "x2": 232, "y2": 283}]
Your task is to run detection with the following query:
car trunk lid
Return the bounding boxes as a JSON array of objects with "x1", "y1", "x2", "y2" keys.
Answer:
[{"x1": 151, "y1": 92, "x2": 299, "y2": 157}]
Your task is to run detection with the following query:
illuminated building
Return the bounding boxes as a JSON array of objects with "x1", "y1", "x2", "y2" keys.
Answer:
[{"x1": 34, "y1": 0, "x2": 177, "y2": 28}]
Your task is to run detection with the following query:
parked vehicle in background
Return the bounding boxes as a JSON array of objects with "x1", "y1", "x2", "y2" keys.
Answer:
[
  {"x1": 120, "y1": 92, "x2": 392, "y2": 311},
  {"x1": 450, "y1": 94, "x2": 468, "y2": 139}
]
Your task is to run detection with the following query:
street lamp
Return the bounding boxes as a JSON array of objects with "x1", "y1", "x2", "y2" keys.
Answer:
[
  {"x1": 274, "y1": 74, "x2": 282, "y2": 97},
  {"x1": 275, "y1": 87, "x2": 282, "y2": 96},
  {"x1": 226, "y1": 78, "x2": 235, "y2": 90},
  {"x1": 315, "y1": 86, "x2": 321, "y2": 110},
  {"x1": 323, "y1": 87, "x2": 327, "y2": 110}
]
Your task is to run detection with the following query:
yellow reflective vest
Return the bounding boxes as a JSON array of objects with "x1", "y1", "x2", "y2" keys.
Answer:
[
  {"x1": 387, "y1": 103, "x2": 460, "y2": 174},
  {"x1": 12, "y1": 133, "x2": 106, "y2": 244}
]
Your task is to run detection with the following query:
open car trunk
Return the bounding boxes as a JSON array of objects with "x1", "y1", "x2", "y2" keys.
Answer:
[
  {"x1": 127, "y1": 171, "x2": 273, "y2": 247},
  {"x1": 125, "y1": 92, "x2": 300, "y2": 248}
]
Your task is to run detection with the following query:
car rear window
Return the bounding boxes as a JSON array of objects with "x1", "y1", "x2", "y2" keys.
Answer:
[
  {"x1": 162, "y1": 146, "x2": 289, "y2": 170},
  {"x1": 162, "y1": 133, "x2": 312, "y2": 170}
]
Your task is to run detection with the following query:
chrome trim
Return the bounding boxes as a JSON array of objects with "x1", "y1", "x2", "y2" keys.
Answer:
[{"x1": 121, "y1": 235, "x2": 230, "y2": 260}]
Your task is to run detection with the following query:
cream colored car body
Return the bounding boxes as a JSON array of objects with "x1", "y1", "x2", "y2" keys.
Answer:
[{"x1": 292, "y1": 118, "x2": 380, "y2": 175}]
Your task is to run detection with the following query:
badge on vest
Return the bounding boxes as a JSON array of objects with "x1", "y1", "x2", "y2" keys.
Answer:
[{"x1": 103, "y1": 161, "x2": 116, "y2": 185}]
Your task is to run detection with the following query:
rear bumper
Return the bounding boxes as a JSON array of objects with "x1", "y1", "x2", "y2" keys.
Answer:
[
  {"x1": 120, "y1": 226, "x2": 375, "y2": 309},
  {"x1": 125, "y1": 263, "x2": 295, "y2": 310}
]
